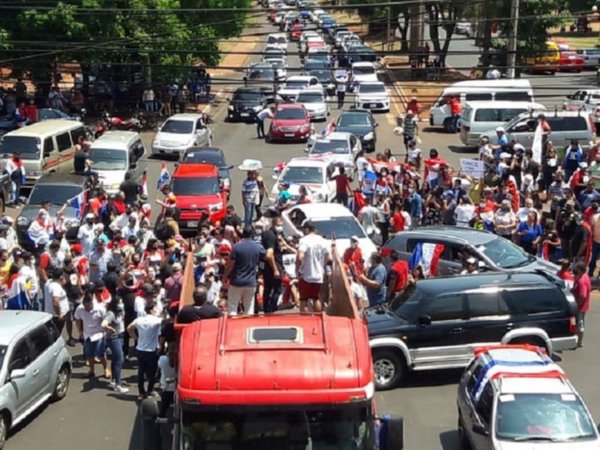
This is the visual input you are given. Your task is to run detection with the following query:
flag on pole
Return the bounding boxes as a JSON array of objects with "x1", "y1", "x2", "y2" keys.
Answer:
[
  {"x1": 69, "y1": 190, "x2": 87, "y2": 219},
  {"x1": 157, "y1": 162, "x2": 170, "y2": 190},
  {"x1": 141, "y1": 171, "x2": 148, "y2": 196},
  {"x1": 409, "y1": 242, "x2": 445, "y2": 277}
]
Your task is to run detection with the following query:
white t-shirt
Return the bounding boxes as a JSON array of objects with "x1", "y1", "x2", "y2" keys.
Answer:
[
  {"x1": 77, "y1": 224, "x2": 96, "y2": 256},
  {"x1": 132, "y1": 315, "x2": 162, "y2": 352},
  {"x1": 158, "y1": 355, "x2": 177, "y2": 391},
  {"x1": 134, "y1": 296, "x2": 147, "y2": 318},
  {"x1": 74, "y1": 304, "x2": 106, "y2": 341},
  {"x1": 456, "y1": 204, "x2": 475, "y2": 227},
  {"x1": 44, "y1": 281, "x2": 69, "y2": 317},
  {"x1": 407, "y1": 147, "x2": 421, "y2": 164},
  {"x1": 298, "y1": 233, "x2": 330, "y2": 283}
]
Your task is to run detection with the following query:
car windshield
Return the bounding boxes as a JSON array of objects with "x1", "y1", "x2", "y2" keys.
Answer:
[
  {"x1": 353, "y1": 66, "x2": 375, "y2": 75},
  {"x1": 477, "y1": 236, "x2": 532, "y2": 269},
  {"x1": 311, "y1": 139, "x2": 349, "y2": 154},
  {"x1": 275, "y1": 108, "x2": 306, "y2": 120},
  {"x1": 285, "y1": 81, "x2": 308, "y2": 89},
  {"x1": 233, "y1": 91, "x2": 262, "y2": 102},
  {"x1": 495, "y1": 393, "x2": 596, "y2": 442},
  {"x1": 268, "y1": 36, "x2": 286, "y2": 44},
  {"x1": 28, "y1": 184, "x2": 83, "y2": 205},
  {"x1": 89, "y1": 148, "x2": 127, "y2": 170},
  {"x1": 359, "y1": 84, "x2": 385, "y2": 94},
  {"x1": 305, "y1": 61, "x2": 328, "y2": 70},
  {"x1": 337, "y1": 113, "x2": 371, "y2": 127},
  {"x1": 180, "y1": 406, "x2": 370, "y2": 450},
  {"x1": 311, "y1": 70, "x2": 333, "y2": 83},
  {"x1": 281, "y1": 166, "x2": 323, "y2": 184},
  {"x1": 172, "y1": 177, "x2": 220, "y2": 196},
  {"x1": 392, "y1": 288, "x2": 426, "y2": 320},
  {"x1": 313, "y1": 216, "x2": 365, "y2": 240},
  {"x1": 248, "y1": 68, "x2": 275, "y2": 81},
  {"x1": 161, "y1": 120, "x2": 193, "y2": 134},
  {"x1": 297, "y1": 92, "x2": 324, "y2": 103},
  {"x1": 183, "y1": 152, "x2": 224, "y2": 166},
  {"x1": 0, "y1": 136, "x2": 40, "y2": 159}
]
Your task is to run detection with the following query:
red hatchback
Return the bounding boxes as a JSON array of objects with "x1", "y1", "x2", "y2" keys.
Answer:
[
  {"x1": 559, "y1": 50, "x2": 584, "y2": 72},
  {"x1": 170, "y1": 163, "x2": 226, "y2": 231},
  {"x1": 267, "y1": 104, "x2": 312, "y2": 143}
]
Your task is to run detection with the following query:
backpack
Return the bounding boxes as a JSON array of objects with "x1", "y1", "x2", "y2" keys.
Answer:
[{"x1": 155, "y1": 218, "x2": 174, "y2": 241}]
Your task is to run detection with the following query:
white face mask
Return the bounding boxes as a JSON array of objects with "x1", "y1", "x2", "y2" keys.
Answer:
[
  {"x1": 274, "y1": 225, "x2": 284, "y2": 233},
  {"x1": 350, "y1": 242, "x2": 358, "y2": 249}
]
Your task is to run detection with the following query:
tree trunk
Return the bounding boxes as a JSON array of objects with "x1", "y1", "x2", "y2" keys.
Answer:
[
  {"x1": 480, "y1": 0, "x2": 492, "y2": 66},
  {"x1": 398, "y1": 15, "x2": 410, "y2": 52},
  {"x1": 428, "y1": 6, "x2": 442, "y2": 55}
]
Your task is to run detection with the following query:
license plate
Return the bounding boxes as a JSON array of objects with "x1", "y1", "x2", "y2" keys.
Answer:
[
  {"x1": 240, "y1": 113, "x2": 249, "y2": 117},
  {"x1": 369, "y1": 103, "x2": 378, "y2": 108},
  {"x1": 187, "y1": 221, "x2": 198, "y2": 227},
  {"x1": 285, "y1": 133, "x2": 295, "y2": 137}
]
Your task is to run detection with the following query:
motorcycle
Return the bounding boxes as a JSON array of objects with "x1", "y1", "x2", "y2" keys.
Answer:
[{"x1": 102, "y1": 110, "x2": 143, "y2": 132}]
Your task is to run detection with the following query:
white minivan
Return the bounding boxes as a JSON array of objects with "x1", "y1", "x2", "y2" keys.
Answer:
[
  {"x1": 151, "y1": 113, "x2": 212, "y2": 155},
  {"x1": 429, "y1": 79, "x2": 534, "y2": 130},
  {"x1": 459, "y1": 101, "x2": 545, "y2": 147},
  {"x1": 89, "y1": 131, "x2": 146, "y2": 194}
]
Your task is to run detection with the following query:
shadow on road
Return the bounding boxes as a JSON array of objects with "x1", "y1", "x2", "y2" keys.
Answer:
[
  {"x1": 439, "y1": 429, "x2": 461, "y2": 450},
  {"x1": 402, "y1": 368, "x2": 463, "y2": 388},
  {"x1": 128, "y1": 402, "x2": 143, "y2": 450},
  {"x1": 448, "y1": 145, "x2": 471, "y2": 154}
]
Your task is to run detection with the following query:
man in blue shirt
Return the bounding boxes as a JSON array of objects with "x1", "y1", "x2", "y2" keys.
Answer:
[
  {"x1": 358, "y1": 252, "x2": 387, "y2": 307},
  {"x1": 491, "y1": 126, "x2": 508, "y2": 158}
]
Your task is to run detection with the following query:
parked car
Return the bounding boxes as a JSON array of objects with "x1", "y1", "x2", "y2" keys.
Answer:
[
  {"x1": 0, "y1": 311, "x2": 71, "y2": 448},
  {"x1": 270, "y1": 157, "x2": 335, "y2": 204},
  {"x1": 559, "y1": 50, "x2": 584, "y2": 72},
  {"x1": 457, "y1": 345, "x2": 599, "y2": 449},
  {"x1": 354, "y1": 81, "x2": 391, "y2": 112},
  {"x1": 576, "y1": 48, "x2": 600, "y2": 69},
  {"x1": 335, "y1": 109, "x2": 378, "y2": 152},
  {"x1": 151, "y1": 113, "x2": 212, "y2": 155},
  {"x1": 368, "y1": 271, "x2": 578, "y2": 390},
  {"x1": 281, "y1": 202, "x2": 377, "y2": 258},
  {"x1": 455, "y1": 21, "x2": 473, "y2": 37},
  {"x1": 381, "y1": 226, "x2": 558, "y2": 277},
  {"x1": 16, "y1": 173, "x2": 88, "y2": 249},
  {"x1": 180, "y1": 147, "x2": 233, "y2": 200},
  {"x1": 266, "y1": 103, "x2": 312, "y2": 143}
]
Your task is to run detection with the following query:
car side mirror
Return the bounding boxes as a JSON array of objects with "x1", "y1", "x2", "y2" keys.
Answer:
[
  {"x1": 472, "y1": 423, "x2": 489, "y2": 436},
  {"x1": 10, "y1": 368, "x2": 26, "y2": 380},
  {"x1": 417, "y1": 315, "x2": 432, "y2": 326}
]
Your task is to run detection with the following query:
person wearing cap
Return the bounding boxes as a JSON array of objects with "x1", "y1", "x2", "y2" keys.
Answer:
[
  {"x1": 571, "y1": 213, "x2": 592, "y2": 264},
  {"x1": 77, "y1": 212, "x2": 96, "y2": 255},
  {"x1": 296, "y1": 220, "x2": 331, "y2": 313},
  {"x1": 164, "y1": 261, "x2": 184, "y2": 304},
  {"x1": 441, "y1": 190, "x2": 457, "y2": 225},
  {"x1": 89, "y1": 238, "x2": 113, "y2": 283},
  {"x1": 460, "y1": 257, "x2": 479, "y2": 275},
  {"x1": 490, "y1": 126, "x2": 508, "y2": 156},
  {"x1": 564, "y1": 139, "x2": 584, "y2": 182},
  {"x1": 494, "y1": 199, "x2": 517, "y2": 238},
  {"x1": 342, "y1": 235, "x2": 364, "y2": 278},
  {"x1": 223, "y1": 225, "x2": 265, "y2": 315},
  {"x1": 241, "y1": 170, "x2": 260, "y2": 227},
  {"x1": 402, "y1": 110, "x2": 418, "y2": 151}
]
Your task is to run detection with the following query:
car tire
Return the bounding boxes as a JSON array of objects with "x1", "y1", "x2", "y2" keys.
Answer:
[
  {"x1": 509, "y1": 336, "x2": 548, "y2": 355},
  {"x1": 0, "y1": 412, "x2": 8, "y2": 450},
  {"x1": 372, "y1": 349, "x2": 405, "y2": 390},
  {"x1": 457, "y1": 416, "x2": 472, "y2": 450},
  {"x1": 51, "y1": 365, "x2": 70, "y2": 401}
]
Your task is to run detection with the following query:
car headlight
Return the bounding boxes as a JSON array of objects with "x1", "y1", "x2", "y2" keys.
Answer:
[
  {"x1": 364, "y1": 132, "x2": 374, "y2": 140},
  {"x1": 110, "y1": 183, "x2": 120, "y2": 190},
  {"x1": 17, "y1": 216, "x2": 29, "y2": 227},
  {"x1": 209, "y1": 202, "x2": 223, "y2": 212},
  {"x1": 228, "y1": 105, "x2": 234, "y2": 111}
]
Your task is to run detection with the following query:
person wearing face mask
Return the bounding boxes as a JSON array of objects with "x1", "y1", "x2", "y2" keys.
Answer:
[
  {"x1": 494, "y1": 200, "x2": 517, "y2": 239},
  {"x1": 27, "y1": 209, "x2": 52, "y2": 256},
  {"x1": 102, "y1": 296, "x2": 128, "y2": 394},
  {"x1": 342, "y1": 236, "x2": 364, "y2": 277},
  {"x1": 261, "y1": 217, "x2": 283, "y2": 313},
  {"x1": 78, "y1": 213, "x2": 96, "y2": 255}
]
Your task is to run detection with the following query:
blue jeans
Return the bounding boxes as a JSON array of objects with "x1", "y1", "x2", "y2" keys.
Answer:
[
  {"x1": 589, "y1": 241, "x2": 600, "y2": 276},
  {"x1": 144, "y1": 100, "x2": 154, "y2": 113},
  {"x1": 107, "y1": 335, "x2": 124, "y2": 386},
  {"x1": 243, "y1": 201, "x2": 255, "y2": 227}
]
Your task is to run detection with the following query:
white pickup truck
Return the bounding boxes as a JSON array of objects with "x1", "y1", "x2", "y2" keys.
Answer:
[{"x1": 566, "y1": 89, "x2": 600, "y2": 111}]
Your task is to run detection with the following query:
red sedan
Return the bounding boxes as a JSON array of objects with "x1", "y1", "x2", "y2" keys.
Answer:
[
  {"x1": 290, "y1": 23, "x2": 304, "y2": 41},
  {"x1": 559, "y1": 50, "x2": 584, "y2": 72},
  {"x1": 267, "y1": 104, "x2": 313, "y2": 143}
]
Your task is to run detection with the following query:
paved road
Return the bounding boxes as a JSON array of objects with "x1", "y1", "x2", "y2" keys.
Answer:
[{"x1": 6, "y1": 18, "x2": 600, "y2": 450}]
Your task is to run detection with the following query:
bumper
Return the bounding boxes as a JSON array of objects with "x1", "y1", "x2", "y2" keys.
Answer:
[
  {"x1": 459, "y1": 131, "x2": 479, "y2": 147},
  {"x1": 152, "y1": 144, "x2": 190, "y2": 155},
  {"x1": 307, "y1": 110, "x2": 328, "y2": 121},
  {"x1": 355, "y1": 99, "x2": 390, "y2": 111},
  {"x1": 551, "y1": 335, "x2": 578, "y2": 352},
  {"x1": 179, "y1": 209, "x2": 225, "y2": 230},
  {"x1": 360, "y1": 138, "x2": 376, "y2": 152},
  {"x1": 269, "y1": 129, "x2": 312, "y2": 142},
  {"x1": 227, "y1": 109, "x2": 257, "y2": 122}
]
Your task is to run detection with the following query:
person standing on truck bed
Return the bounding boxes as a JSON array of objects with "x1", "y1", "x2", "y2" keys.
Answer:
[{"x1": 177, "y1": 285, "x2": 222, "y2": 323}]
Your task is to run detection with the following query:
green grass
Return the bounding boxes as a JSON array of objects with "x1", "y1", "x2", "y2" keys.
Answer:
[{"x1": 550, "y1": 35, "x2": 600, "y2": 49}]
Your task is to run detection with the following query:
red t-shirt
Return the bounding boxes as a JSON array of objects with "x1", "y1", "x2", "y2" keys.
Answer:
[
  {"x1": 333, "y1": 174, "x2": 351, "y2": 195},
  {"x1": 89, "y1": 197, "x2": 103, "y2": 216},
  {"x1": 391, "y1": 212, "x2": 405, "y2": 233},
  {"x1": 107, "y1": 239, "x2": 126, "y2": 250},
  {"x1": 571, "y1": 273, "x2": 591, "y2": 313},
  {"x1": 390, "y1": 260, "x2": 409, "y2": 293}
]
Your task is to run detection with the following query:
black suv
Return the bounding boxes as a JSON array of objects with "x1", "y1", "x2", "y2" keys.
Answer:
[
  {"x1": 227, "y1": 87, "x2": 273, "y2": 122},
  {"x1": 368, "y1": 272, "x2": 578, "y2": 390}
]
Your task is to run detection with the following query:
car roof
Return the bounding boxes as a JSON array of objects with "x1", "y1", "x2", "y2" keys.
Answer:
[
  {"x1": 397, "y1": 226, "x2": 496, "y2": 245},
  {"x1": 165, "y1": 113, "x2": 204, "y2": 121},
  {"x1": 317, "y1": 131, "x2": 351, "y2": 140},
  {"x1": 234, "y1": 86, "x2": 271, "y2": 94},
  {"x1": 173, "y1": 163, "x2": 219, "y2": 177},
  {"x1": 358, "y1": 81, "x2": 385, "y2": 87},
  {"x1": 35, "y1": 172, "x2": 88, "y2": 186},
  {"x1": 0, "y1": 311, "x2": 52, "y2": 346},
  {"x1": 91, "y1": 130, "x2": 140, "y2": 149},
  {"x1": 276, "y1": 103, "x2": 305, "y2": 110},
  {"x1": 286, "y1": 75, "x2": 316, "y2": 81},
  {"x1": 5, "y1": 119, "x2": 82, "y2": 138},
  {"x1": 292, "y1": 202, "x2": 353, "y2": 218},
  {"x1": 463, "y1": 101, "x2": 544, "y2": 109},
  {"x1": 286, "y1": 157, "x2": 330, "y2": 168},
  {"x1": 499, "y1": 377, "x2": 572, "y2": 395},
  {"x1": 351, "y1": 61, "x2": 375, "y2": 67},
  {"x1": 416, "y1": 272, "x2": 554, "y2": 297}
]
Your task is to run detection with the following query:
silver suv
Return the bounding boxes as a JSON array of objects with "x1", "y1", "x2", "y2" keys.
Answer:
[{"x1": 0, "y1": 311, "x2": 71, "y2": 448}]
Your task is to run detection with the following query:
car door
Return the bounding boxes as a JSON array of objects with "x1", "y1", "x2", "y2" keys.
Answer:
[
  {"x1": 463, "y1": 290, "x2": 511, "y2": 351},
  {"x1": 3, "y1": 337, "x2": 35, "y2": 418},
  {"x1": 26, "y1": 325, "x2": 53, "y2": 403},
  {"x1": 470, "y1": 383, "x2": 495, "y2": 449},
  {"x1": 409, "y1": 293, "x2": 471, "y2": 367},
  {"x1": 194, "y1": 119, "x2": 208, "y2": 146}
]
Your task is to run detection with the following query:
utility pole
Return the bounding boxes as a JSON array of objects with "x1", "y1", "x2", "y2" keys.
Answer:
[
  {"x1": 506, "y1": 0, "x2": 520, "y2": 78},
  {"x1": 409, "y1": 1, "x2": 423, "y2": 53},
  {"x1": 387, "y1": 3, "x2": 391, "y2": 51}
]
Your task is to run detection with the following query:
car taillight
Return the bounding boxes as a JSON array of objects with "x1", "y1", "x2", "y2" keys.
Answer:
[{"x1": 569, "y1": 315, "x2": 577, "y2": 334}]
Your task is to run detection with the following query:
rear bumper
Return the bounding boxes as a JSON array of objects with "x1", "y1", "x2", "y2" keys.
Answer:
[
  {"x1": 355, "y1": 99, "x2": 390, "y2": 111},
  {"x1": 269, "y1": 129, "x2": 311, "y2": 141},
  {"x1": 551, "y1": 335, "x2": 578, "y2": 352}
]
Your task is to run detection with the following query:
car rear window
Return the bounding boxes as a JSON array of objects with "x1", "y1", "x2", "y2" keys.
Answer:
[
  {"x1": 547, "y1": 116, "x2": 588, "y2": 131},
  {"x1": 474, "y1": 108, "x2": 528, "y2": 122},
  {"x1": 503, "y1": 288, "x2": 567, "y2": 314},
  {"x1": 494, "y1": 91, "x2": 532, "y2": 101}
]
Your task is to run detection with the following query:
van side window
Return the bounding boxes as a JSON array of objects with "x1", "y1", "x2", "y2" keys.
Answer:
[
  {"x1": 465, "y1": 93, "x2": 492, "y2": 101},
  {"x1": 43, "y1": 137, "x2": 53, "y2": 154},
  {"x1": 56, "y1": 132, "x2": 72, "y2": 152},
  {"x1": 29, "y1": 325, "x2": 51, "y2": 360},
  {"x1": 131, "y1": 140, "x2": 145, "y2": 163},
  {"x1": 9, "y1": 339, "x2": 31, "y2": 371},
  {"x1": 548, "y1": 117, "x2": 587, "y2": 132},
  {"x1": 467, "y1": 292, "x2": 508, "y2": 317},
  {"x1": 495, "y1": 92, "x2": 531, "y2": 101},
  {"x1": 503, "y1": 288, "x2": 565, "y2": 314},
  {"x1": 70, "y1": 127, "x2": 85, "y2": 144},
  {"x1": 424, "y1": 294, "x2": 465, "y2": 321}
]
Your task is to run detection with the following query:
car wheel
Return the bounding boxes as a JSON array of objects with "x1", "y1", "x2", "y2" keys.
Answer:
[
  {"x1": 51, "y1": 365, "x2": 70, "y2": 401},
  {"x1": 457, "y1": 416, "x2": 472, "y2": 450},
  {"x1": 0, "y1": 412, "x2": 8, "y2": 450},
  {"x1": 509, "y1": 336, "x2": 548, "y2": 355},
  {"x1": 372, "y1": 349, "x2": 405, "y2": 390}
]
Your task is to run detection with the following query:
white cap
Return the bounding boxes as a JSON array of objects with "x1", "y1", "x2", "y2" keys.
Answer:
[
  {"x1": 85, "y1": 213, "x2": 94, "y2": 219},
  {"x1": 580, "y1": 162, "x2": 589, "y2": 169},
  {"x1": 495, "y1": 126, "x2": 505, "y2": 133}
]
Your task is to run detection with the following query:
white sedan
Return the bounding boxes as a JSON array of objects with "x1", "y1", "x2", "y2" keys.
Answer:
[
  {"x1": 281, "y1": 203, "x2": 378, "y2": 258},
  {"x1": 305, "y1": 131, "x2": 361, "y2": 167},
  {"x1": 270, "y1": 157, "x2": 335, "y2": 204},
  {"x1": 354, "y1": 81, "x2": 390, "y2": 112},
  {"x1": 295, "y1": 88, "x2": 329, "y2": 121}
]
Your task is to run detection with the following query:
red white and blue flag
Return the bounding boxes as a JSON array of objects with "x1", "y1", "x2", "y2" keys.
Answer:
[
  {"x1": 409, "y1": 242, "x2": 445, "y2": 277},
  {"x1": 69, "y1": 190, "x2": 88, "y2": 219},
  {"x1": 156, "y1": 162, "x2": 170, "y2": 191}
]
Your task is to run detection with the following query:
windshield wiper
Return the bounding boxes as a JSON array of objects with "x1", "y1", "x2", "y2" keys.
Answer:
[{"x1": 513, "y1": 435, "x2": 558, "y2": 442}]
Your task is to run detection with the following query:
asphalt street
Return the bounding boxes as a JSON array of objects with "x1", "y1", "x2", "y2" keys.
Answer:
[{"x1": 6, "y1": 18, "x2": 600, "y2": 450}]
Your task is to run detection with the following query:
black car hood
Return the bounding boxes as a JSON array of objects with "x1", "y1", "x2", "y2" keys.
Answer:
[
  {"x1": 335, "y1": 125, "x2": 372, "y2": 138},
  {"x1": 366, "y1": 305, "x2": 407, "y2": 335},
  {"x1": 18, "y1": 204, "x2": 79, "y2": 226},
  {"x1": 231, "y1": 99, "x2": 262, "y2": 109}
]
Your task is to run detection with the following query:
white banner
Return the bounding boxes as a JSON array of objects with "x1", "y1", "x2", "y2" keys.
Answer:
[
  {"x1": 531, "y1": 124, "x2": 543, "y2": 164},
  {"x1": 460, "y1": 158, "x2": 485, "y2": 178}
]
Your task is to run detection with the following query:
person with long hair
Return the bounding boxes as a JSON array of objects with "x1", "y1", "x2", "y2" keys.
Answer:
[
  {"x1": 143, "y1": 238, "x2": 163, "y2": 270},
  {"x1": 102, "y1": 295, "x2": 128, "y2": 393},
  {"x1": 157, "y1": 346, "x2": 177, "y2": 417}
]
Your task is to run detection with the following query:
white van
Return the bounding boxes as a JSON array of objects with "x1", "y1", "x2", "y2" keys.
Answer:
[
  {"x1": 89, "y1": 131, "x2": 146, "y2": 194},
  {"x1": 459, "y1": 101, "x2": 545, "y2": 147},
  {"x1": 0, "y1": 120, "x2": 87, "y2": 186},
  {"x1": 429, "y1": 79, "x2": 534, "y2": 130},
  {"x1": 151, "y1": 113, "x2": 212, "y2": 155}
]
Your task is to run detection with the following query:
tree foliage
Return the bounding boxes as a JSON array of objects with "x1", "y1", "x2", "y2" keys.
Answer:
[{"x1": 0, "y1": 0, "x2": 251, "y2": 83}]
